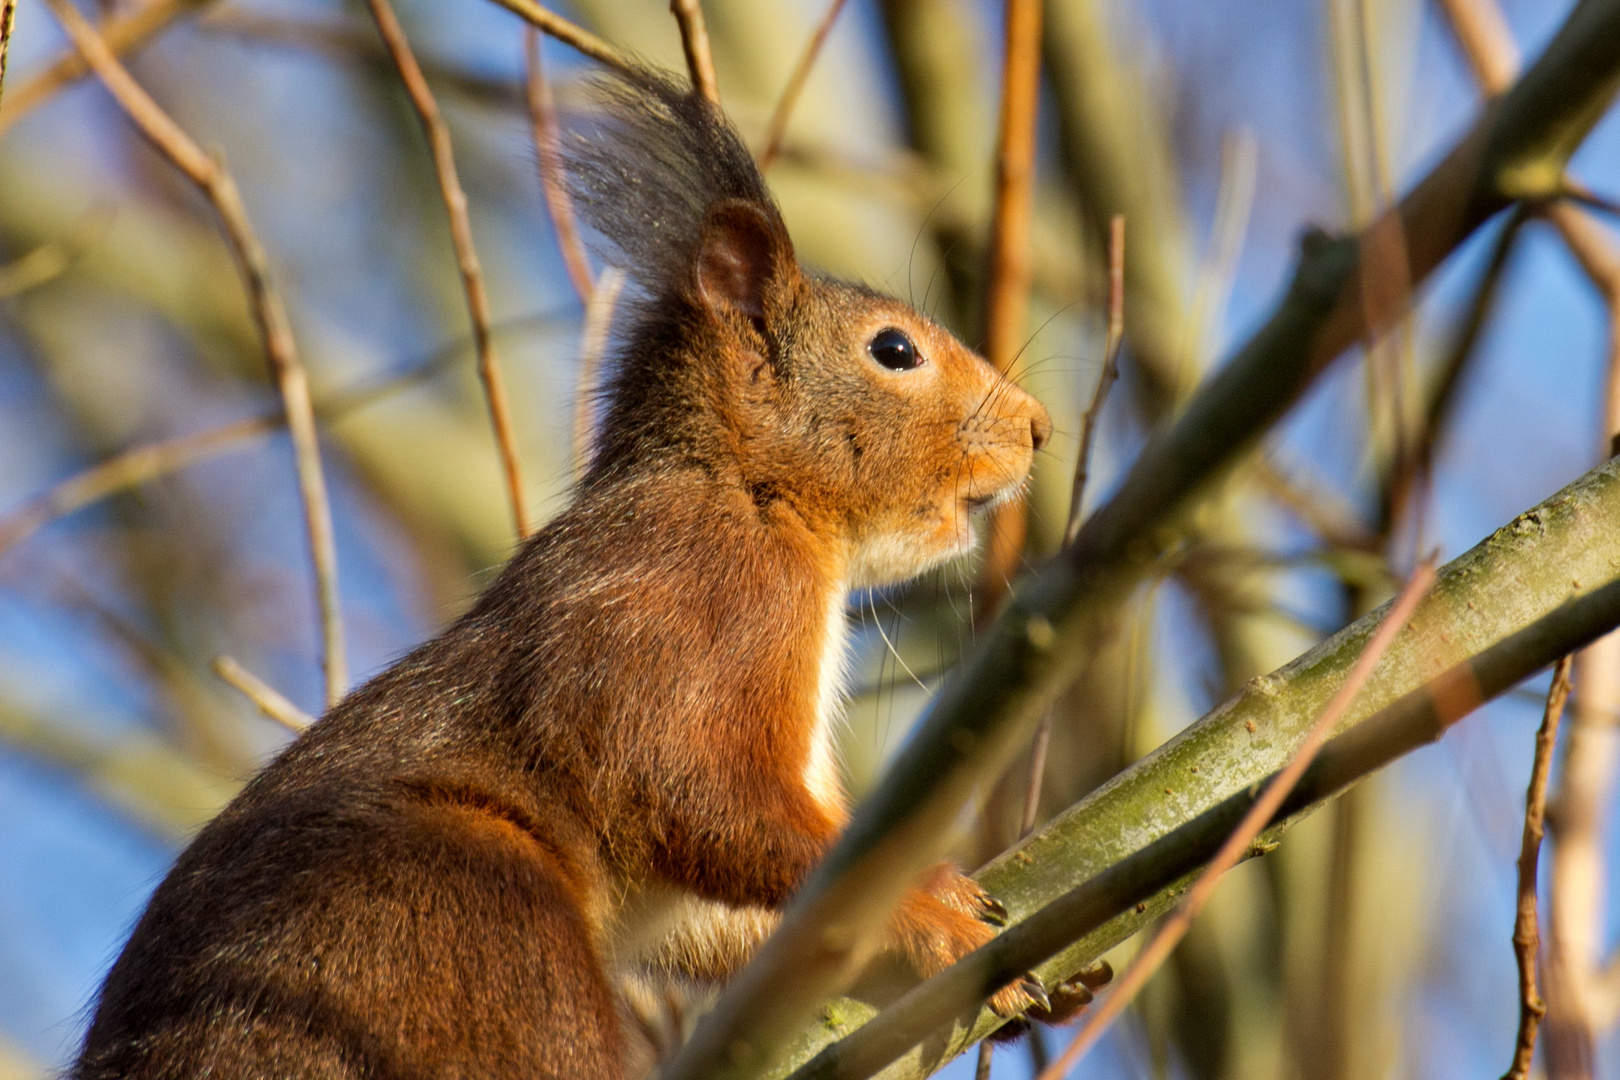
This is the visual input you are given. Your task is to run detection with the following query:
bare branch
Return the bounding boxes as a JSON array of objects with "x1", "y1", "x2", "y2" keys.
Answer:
[
  {"x1": 524, "y1": 26, "x2": 594, "y2": 305},
  {"x1": 669, "y1": 0, "x2": 720, "y2": 105},
  {"x1": 0, "y1": 416, "x2": 275, "y2": 559},
  {"x1": 41, "y1": 0, "x2": 348, "y2": 708},
  {"x1": 364, "y1": 0, "x2": 530, "y2": 540},
  {"x1": 212, "y1": 656, "x2": 315, "y2": 734},
  {"x1": 1065, "y1": 214, "x2": 1124, "y2": 544},
  {"x1": 1503, "y1": 654, "x2": 1573, "y2": 1080},
  {"x1": 758, "y1": 0, "x2": 849, "y2": 171},
  {"x1": 974, "y1": 0, "x2": 1044, "y2": 620},
  {"x1": 482, "y1": 0, "x2": 636, "y2": 75}
]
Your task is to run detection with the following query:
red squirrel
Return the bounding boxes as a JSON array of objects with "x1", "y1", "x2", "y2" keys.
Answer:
[{"x1": 73, "y1": 67, "x2": 1061, "y2": 1079}]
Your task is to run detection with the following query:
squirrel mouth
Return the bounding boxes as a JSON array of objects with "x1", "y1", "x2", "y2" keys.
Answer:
[{"x1": 963, "y1": 492, "x2": 999, "y2": 512}]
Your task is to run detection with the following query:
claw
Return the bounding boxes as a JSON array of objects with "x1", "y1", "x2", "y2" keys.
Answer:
[
  {"x1": 1077, "y1": 960, "x2": 1114, "y2": 989},
  {"x1": 1057, "y1": 980, "x2": 1095, "y2": 1007},
  {"x1": 1020, "y1": 976, "x2": 1051, "y2": 1013},
  {"x1": 979, "y1": 894, "x2": 1009, "y2": 927}
]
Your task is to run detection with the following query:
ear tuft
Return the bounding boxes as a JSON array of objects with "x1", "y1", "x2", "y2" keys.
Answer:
[{"x1": 696, "y1": 202, "x2": 793, "y2": 325}]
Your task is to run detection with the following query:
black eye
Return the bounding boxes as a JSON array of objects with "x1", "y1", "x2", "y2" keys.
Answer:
[{"x1": 868, "y1": 327, "x2": 922, "y2": 371}]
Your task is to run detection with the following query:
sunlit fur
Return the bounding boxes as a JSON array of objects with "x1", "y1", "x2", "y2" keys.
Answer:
[{"x1": 71, "y1": 67, "x2": 1051, "y2": 1080}]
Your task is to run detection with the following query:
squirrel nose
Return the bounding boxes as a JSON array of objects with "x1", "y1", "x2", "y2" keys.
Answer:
[{"x1": 1029, "y1": 408, "x2": 1052, "y2": 453}]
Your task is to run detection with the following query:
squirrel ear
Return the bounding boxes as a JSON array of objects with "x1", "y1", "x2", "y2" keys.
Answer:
[{"x1": 695, "y1": 201, "x2": 795, "y2": 325}]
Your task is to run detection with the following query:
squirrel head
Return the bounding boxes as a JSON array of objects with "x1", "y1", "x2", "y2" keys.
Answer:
[{"x1": 566, "y1": 68, "x2": 1051, "y2": 588}]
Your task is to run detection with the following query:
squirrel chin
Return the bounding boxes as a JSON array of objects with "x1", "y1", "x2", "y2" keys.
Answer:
[{"x1": 846, "y1": 514, "x2": 983, "y2": 590}]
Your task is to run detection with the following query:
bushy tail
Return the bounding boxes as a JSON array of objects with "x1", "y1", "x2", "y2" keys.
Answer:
[{"x1": 563, "y1": 65, "x2": 783, "y2": 296}]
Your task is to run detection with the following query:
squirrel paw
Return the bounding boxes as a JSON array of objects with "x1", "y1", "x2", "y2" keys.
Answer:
[
  {"x1": 988, "y1": 961, "x2": 1114, "y2": 1033},
  {"x1": 919, "y1": 864, "x2": 1007, "y2": 927}
]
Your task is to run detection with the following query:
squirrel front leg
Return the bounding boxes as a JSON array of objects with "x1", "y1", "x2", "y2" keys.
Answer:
[
  {"x1": 657, "y1": 776, "x2": 1040, "y2": 1017},
  {"x1": 889, "y1": 863, "x2": 1047, "y2": 1018}
]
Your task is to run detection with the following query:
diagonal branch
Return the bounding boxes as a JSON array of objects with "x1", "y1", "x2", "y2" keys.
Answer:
[
  {"x1": 212, "y1": 655, "x2": 315, "y2": 734},
  {"x1": 524, "y1": 26, "x2": 594, "y2": 305},
  {"x1": 41, "y1": 0, "x2": 348, "y2": 709},
  {"x1": 669, "y1": 0, "x2": 720, "y2": 105},
  {"x1": 363, "y1": 0, "x2": 530, "y2": 540},
  {"x1": 482, "y1": 0, "x2": 635, "y2": 75},
  {"x1": 758, "y1": 0, "x2": 849, "y2": 171},
  {"x1": 661, "y1": 3, "x2": 1620, "y2": 1076}
]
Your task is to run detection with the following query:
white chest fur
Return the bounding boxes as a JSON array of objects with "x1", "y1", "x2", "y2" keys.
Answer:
[{"x1": 804, "y1": 586, "x2": 851, "y2": 815}]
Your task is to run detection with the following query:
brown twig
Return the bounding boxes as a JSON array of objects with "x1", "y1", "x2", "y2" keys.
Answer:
[
  {"x1": 1035, "y1": 558, "x2": 1438, "y2": 1080},
  {"x1": 573, "y1": 267, "x2": 625, "y2": 479},
  {"x1": 198, "y1": 8, "x2": 522, "y2": 111},
  {"x1": 0, "y1": 310, "x2": 557, "y2": 560},
  {"x1": 0, "y1": 205, "x2": 113, "y2": 299},
  {"x1": 757, "y1": 0, "x2": 849, "y2": 171},
  {"x1": 364, "y1": 0, "x2": 529, "y2": 541},
  {"x1": 974, "y1": 0, "x2": 1044, "y2": 622},
  {"x1": 1503, "y1": 654, "x2": 1573, "y2": 1080},
  {"x1": 668, "y1": 0, "x2": 719, "y2": 105},
  {"x1": 0, "y1": 0, "x2": 18, "y2": 110},
  {"x1": 482, "y1": 0, "x2": 635, "y2": 75},
  {"x1": 0, "y1": 416, "x2": 275, "y2": 559},
  {"x1": 1253, "y1": 459, "x2": 1382, "y2": 554},
  {"x1": 524, "y1": 26, "x2": 594, "y2": 304},
  {"x1": 212, "y1": 655, "x2": 315, "y2": 734},
  {"x1": 0, "y1": 0, "x2": 213, "y2": 138},
  {"x1": 1066, "y1": 214, "x2": 1125, "y2": 544},
  {"x1": 42, "y1": 0, "x2": 348, "y2": 709}
]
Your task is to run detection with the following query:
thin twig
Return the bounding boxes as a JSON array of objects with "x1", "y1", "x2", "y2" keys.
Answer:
[
  {"x1": 0, "y1": 0, "x2": 213, "y2": 138},
  {"x1": 364, "y1": 0, "x2": 529, "y2": 541},
  {"x1": 668, "y1": 0, "x2": 719, "y2": 105},
  {"x1": 0, "y1": 311, "x2": 558, "y2": 560},
  {"x1": 1253, "y1": 459, "x2": 1382, "y2": 554},
  {"x1": 0, "y1": 205, "x2": 113, "y2": 299},
  {"x1": 1503, "y1": 654, "x2": 1573, "y2": 1080},
  {"x1": 0, "y1": 416, "x2": 275, "y2": 559},
  {"x1": 974, "y1": 0, "x2": 1044, "y2": 622},
  {"x1": 758, "y1": 0, "x2": 849, "y2": 171},
  {"x1": 524, "y1": 26, "x2": 594, "y2": 305},
  {"x1": 212, "y1": 655, "x2": 315, "y2": 734},
  {"x1": 482, "y1": 0, "x2": 635, "y2": 75},
  {"x1": 1066, "y1": 214, "x2": 1124, "y2": 544},
  {"x1": 1034, "y1": 558, "x2": 1438, "y2": 1080},
  {"x1": 1175, "y1": 129, "x2": 1257, "y2": 389},
  {"x1": 42, "y1": 0, "x2": 348, "y2": 709},
  {"x1": 198, "y1": 8, "x2": 522, "y2": 111},
  {"x1": 982, "y1": 0, "x2": 1042, "y2": 375},
  {"x1": 0, "y1": 0, "x2": 18, "y2": 110},
  {"x1": 573, "y1": 267, "x2": 625, "y2": 479}
]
